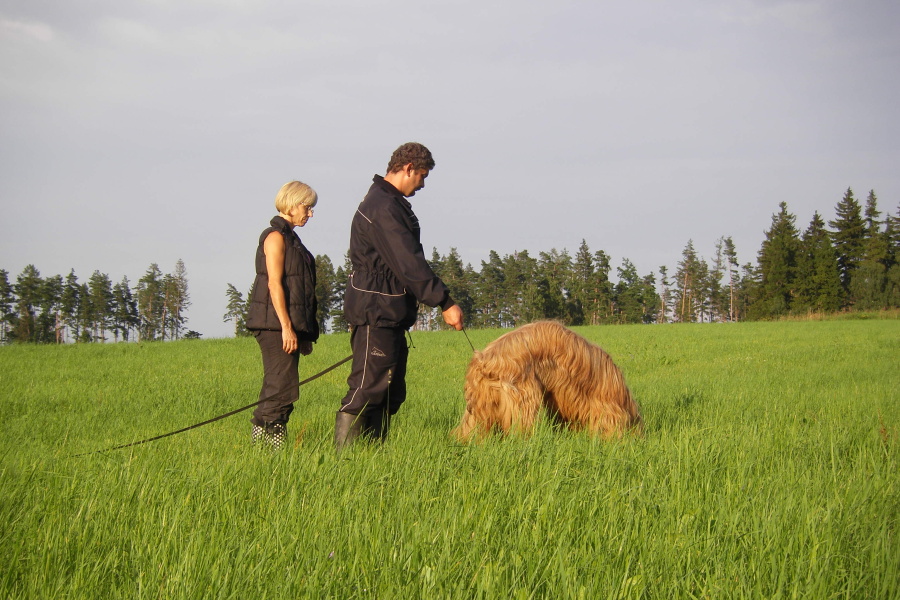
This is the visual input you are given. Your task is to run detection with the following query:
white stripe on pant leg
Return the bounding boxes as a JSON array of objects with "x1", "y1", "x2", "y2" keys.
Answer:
[{"x1": 341, "y1": 325, "x2": 370, "y2": 413}]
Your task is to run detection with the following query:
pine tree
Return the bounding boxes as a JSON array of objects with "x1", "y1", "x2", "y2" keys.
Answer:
[
  {"x1": 736, "y1": 263, "x2": 758, "y2": 318},
  {"x1": 0, "y1": 269, "x2": 13, "y2": 343},
  {"x1": 850, "y1": 190, "x2": 889, "y2": 310},
  {"x1": 707, "y1": 238, "x2": 728, "y2": 322},
  {"x1": 428, "y1": 248, "x2": 444, "y2": 279},
  {"x1": 38, "y1": 274, "x2": 63, "y2": 343},
  {"x1": 673, "y1": 240, "x2": 705, "y2": 322},
  {"x1": 537, "y1": 249, "x2": 572, "y2": 322},
  {"x1": 87, "y1": 270, "x2": 114, "y2": 341},
  {"x1": 886, "y1": 203, "x2": 900, "y2": 268},
  {"x1": 613, "y1": 259, "x2": 639, "y2": 323},
  {"x1": 464, "y1": 262, "x2": 480, "y2": 322},
  {"x1": 794, "y1": 212, "x2": 843, "y2": 313},
  {"x1": 722, "y1": 237, "x2": 739, "y2": 321},
  {"x1": 504, "y1": 251, "x2": 540, "y2": 325},
  {"x1": 331, "y1": 251, "x2": 352, "y2": 334},
  {"x1": 752, "y1": 202, "x2": 800, "y2": 318},
  {"x1": 657, "y1": 265, "x2": 670, "y2": 323},
  {"x1": 75, "y1": 283, "x2": 93, "y2": 342},
  {"x1": 695, "y1": 256, "x2": 711, "y2": 322},
  {"x1": 440, "y1": 248, "x2": 476, "y2": 328},
  {"x1": 112, "y1": 276, "x2": 139, "y2": 341},
  {"x1": 13, "y1": 265, "x2": 43, "y2": 342},
  {"x1": 315, "y1": 254, "x2": 337, "y2": 334},
  {"x1": 641, "y1": 271, "x2": 661, "y2": 323},
  {"x1": 567, "y1": 240, "x2": 594, "y2": 325},
  {"x1": 475, "y1": 250, "x2": 505, "y2": 328},
  {"x1": 60, "y1": 270, "x2": 81, "y2": 343},
  {"x1": 590, "y1": 250, "x2": 614, "y2": 324},
  {"x1": 174, "y1": 259, "x2": 191, "y2": 337},
  {"x1": 828, "y1": 187, "x2": 865, "y2": 304},
  {"x1": 136, "y1": 263, "x2": 164, "y2": 341},
  {"x1": 162, "y1": 259, "x2": 190, "y2": 340},
  {"x1": 497, "y1": 252, "x2": 524, "y2": 327},
  {"x1": 224, "y1": 283, "x2": 251, "y2": 337},
  {"x1": 884, "y1": 203, "x2": 900, "y2": 307}
]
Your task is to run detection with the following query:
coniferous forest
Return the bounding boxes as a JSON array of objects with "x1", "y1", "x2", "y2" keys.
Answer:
[
  {"x1": 3, "y1": 188, "x2": 898, "y2": 344},
  {"x1": 0, "y1": 260, "x2": 193, "y2": 344}
]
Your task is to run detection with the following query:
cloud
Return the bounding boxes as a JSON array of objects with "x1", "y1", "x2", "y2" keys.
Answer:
[
  {"x1": 0, "y1": 17, "x2": 54, "y2": 42},
  {"x1": 1, "y1": 0, "x2": 897, "y2": 339},
  {"x1": 712, "y1": 0, "x2": 826, "y2": 30}
]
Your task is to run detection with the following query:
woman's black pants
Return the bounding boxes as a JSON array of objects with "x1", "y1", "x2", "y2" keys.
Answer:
[{"x1": 251, "y1": 329, "x2": 299, "y2": 426}]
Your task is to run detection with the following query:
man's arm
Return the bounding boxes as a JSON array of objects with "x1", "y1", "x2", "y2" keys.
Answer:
[{"x1": 370, "y1": 204, "x2": 454, "y2": 309}]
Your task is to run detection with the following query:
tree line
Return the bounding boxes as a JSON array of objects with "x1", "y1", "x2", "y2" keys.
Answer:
[
  {"x1": 0, "y1": 260, "x2": 193, "y2": 344},
  {"x1": 223, "y1": 187, "x2": 899, "y2": 337},
  {"x1": 4, "y1": 187, "x2": 896, "y2": 344},
  {"x1": 751, "y1": 189, "x2": 900, "y2": 318}
]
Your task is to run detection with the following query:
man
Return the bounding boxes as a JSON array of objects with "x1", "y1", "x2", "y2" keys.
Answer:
[{"x1": 336, "y1": 142, "x2": 464, "y2": 449}]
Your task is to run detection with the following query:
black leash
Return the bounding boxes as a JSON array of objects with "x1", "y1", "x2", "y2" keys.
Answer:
[
  {"x1": 72, "y1": 354, "x2": 352, "y2": 457},
  {"x1": 461, "y1": 327, "x2": 476, "y2": 353}
]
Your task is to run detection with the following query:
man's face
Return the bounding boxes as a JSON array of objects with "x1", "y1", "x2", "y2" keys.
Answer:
[{"x1": 401, "y1": 166, "x2": 429, "y2": 197}]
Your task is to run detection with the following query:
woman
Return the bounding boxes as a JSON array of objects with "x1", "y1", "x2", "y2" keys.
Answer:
[{"x1": 246, "y1": 181, "x2": 319, "y2": 449}]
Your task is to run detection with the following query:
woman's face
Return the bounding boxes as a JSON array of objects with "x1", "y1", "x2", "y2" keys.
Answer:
[{"x1": 288, "y1": 204, "x2": 314, "y2": 227}]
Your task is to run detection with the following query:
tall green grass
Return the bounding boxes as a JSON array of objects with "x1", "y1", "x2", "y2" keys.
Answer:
[{"x1": 1, "y1": 320, "x2": 898, "y2": 598}]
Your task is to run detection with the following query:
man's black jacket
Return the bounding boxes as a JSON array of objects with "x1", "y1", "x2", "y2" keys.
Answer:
[{"x1": 343, "y1": 175, "x2": 455, "y2": 329}]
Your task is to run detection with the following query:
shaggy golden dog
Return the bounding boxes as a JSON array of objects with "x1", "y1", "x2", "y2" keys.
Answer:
[{"x1": 453, "y1": 320, "x2": 642, "y2": 441}]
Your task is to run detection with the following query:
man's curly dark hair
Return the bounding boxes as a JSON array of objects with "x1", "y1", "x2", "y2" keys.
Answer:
[{"x1": 386, "y1": 142, "x2": 435, "y2": 174}]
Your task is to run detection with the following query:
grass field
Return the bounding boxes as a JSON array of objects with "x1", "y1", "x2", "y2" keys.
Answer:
[{"x1": 1, "y1": 320, "x2": 898, "y2": 598}]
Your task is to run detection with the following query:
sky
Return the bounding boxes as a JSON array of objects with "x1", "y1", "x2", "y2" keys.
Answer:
[{"x1": 2, "y1": 0, "x2": 898, "y2": 338}]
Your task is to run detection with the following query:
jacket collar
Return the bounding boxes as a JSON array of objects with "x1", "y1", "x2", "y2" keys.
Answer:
[
  {"x1": 270, "y1": 215, "x2": 294, "y2": 234},
  {"x1": 372, "y1": 174, "x2": 397, "y2": 192},
  {"x1": 372, "y1": 175, "x2": 411, "y2": 209}
]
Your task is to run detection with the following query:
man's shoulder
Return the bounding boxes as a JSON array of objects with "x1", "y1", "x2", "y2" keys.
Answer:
[
  {"x1": 360, "y1": 187, "x2": 410, "y2": 220},
  {"x1": 364, "y1": 178, "x2": 399, "y2": 202}
]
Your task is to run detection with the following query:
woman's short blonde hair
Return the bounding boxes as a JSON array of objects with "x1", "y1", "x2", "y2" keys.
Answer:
[{"x1": 275, "y1": 181, "x2": 318, "y2": 213}]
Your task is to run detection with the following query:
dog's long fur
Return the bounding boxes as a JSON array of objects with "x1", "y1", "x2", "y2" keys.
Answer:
[{"x1": 452, "y1": 320, "x2": 642, "y2": 441}]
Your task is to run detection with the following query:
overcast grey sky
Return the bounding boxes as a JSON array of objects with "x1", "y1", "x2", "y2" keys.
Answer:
[{"x1": 2, "y1": 0, "x2": 898, "y2": 338}]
